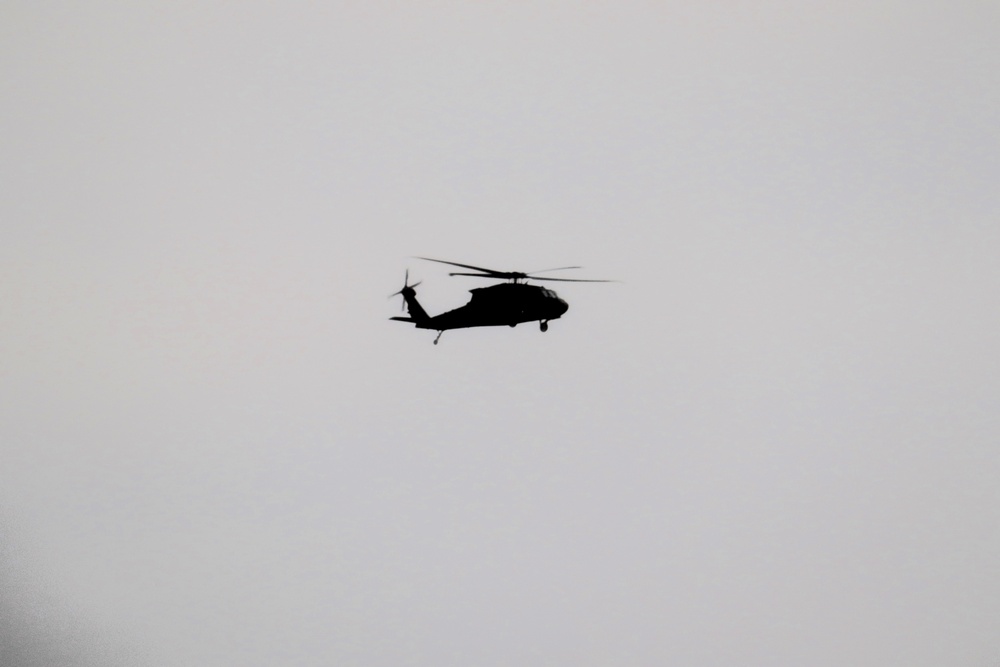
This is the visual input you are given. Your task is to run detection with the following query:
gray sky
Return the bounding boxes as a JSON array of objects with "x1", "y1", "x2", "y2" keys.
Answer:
[{"x1": 3, "y1": 2, "x2": 999, "y2": 665}]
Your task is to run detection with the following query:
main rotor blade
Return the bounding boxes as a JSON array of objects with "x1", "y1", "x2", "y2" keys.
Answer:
[
  {"x1": 415, "y1": 257, "x2": 507, "y2": 276},
  {"x1": 417, "y1": 256, "x2": 611, "y2": 282},
  {"x1": 527, "y1": 266, "x2": 582, "y2": 275},
  {"x1": 448, "y1": 272, "x2": 503, "y2": 279},
  {"x1": 529, "y1": 276, "x2": 616, "y2": 283}
]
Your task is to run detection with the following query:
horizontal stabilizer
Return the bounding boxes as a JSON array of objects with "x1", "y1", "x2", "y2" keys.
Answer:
[{"x1": 390, "y1": 316, "x2": 415, "y2": 323}]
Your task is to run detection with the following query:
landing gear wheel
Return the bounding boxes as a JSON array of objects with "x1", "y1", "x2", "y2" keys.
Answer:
[
  {"x1": 433, "y1": 331, "x2": 443, "y2": 345},
  {"x1": 540, "y1": 321, "x2": 549, "y2": 332}
]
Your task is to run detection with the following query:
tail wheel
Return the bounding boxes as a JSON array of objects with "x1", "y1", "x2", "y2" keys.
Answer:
[{"x1": 540, "y1": 321, "x2": 549, "y2": 332}]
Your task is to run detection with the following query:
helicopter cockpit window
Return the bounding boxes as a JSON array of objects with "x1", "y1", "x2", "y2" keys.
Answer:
[{"x1": 541, "y1": 288, "x2": 557, "y2": 298}]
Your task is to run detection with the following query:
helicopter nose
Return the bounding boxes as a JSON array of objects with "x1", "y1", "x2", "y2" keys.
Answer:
[{"x1": 557, "y1": 299, "x2": 569, "y2": 315}]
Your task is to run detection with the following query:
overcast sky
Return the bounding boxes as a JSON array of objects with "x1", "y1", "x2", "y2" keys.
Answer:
[{"x1": 3, "y1": 2, "x2": 999, "y2": 666}]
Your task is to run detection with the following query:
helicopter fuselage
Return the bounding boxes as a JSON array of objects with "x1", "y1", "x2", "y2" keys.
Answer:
[
  {"x1": 392, "y1": 282, "x2": 568, "y2": 338},
  {"x1": 426, "y1": 282, "x2": 568, "y2": 330}
]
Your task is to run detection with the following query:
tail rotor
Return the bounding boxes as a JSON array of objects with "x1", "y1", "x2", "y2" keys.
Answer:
[{"x1": 389, "y1": 269, "x2": 421, "y2": 313}]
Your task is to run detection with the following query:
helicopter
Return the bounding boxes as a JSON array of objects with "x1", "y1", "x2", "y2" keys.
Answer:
[{"x1": 390, "y1": 257, "x2": 612, "y2": 344}]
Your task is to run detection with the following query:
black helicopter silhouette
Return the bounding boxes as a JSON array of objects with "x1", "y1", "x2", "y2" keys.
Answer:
[{"x1": 390, "y1": 257, "x2": 612, "y2": 344}]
